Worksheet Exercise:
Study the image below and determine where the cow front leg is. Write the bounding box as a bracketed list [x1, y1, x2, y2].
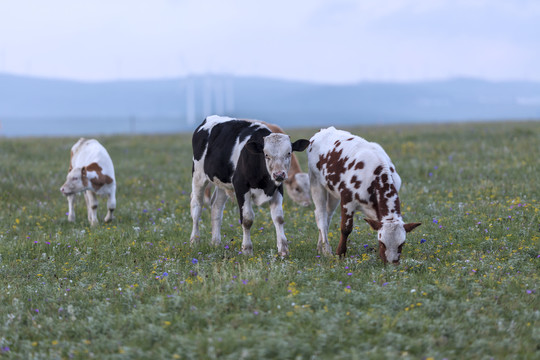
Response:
[104, 186, 116, 222]
[336, 203, 354, 257]
[311, 181, 332, 255]
[85, 190, 99, 226]
[239, 192, 254, 255]
[210, 187, 228, 246]
[190, 169, 208, 244]
[66, 194, 76, 222]
[270, 192, 288, 256]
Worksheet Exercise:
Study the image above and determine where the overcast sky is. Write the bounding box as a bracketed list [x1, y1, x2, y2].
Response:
[0, 0, 539, 84]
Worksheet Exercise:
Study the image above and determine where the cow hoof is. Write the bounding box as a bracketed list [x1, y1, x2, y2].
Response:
[67, 216, 75, 222]
[211, 239, 221, 246]
[104, 215, 113, 222]
[318, 243, 333, 256]
[242, 247, 253, 256]
[190, 236, 200, 245]
[278, 250, 289, 257]
[90, 220, 99, 227]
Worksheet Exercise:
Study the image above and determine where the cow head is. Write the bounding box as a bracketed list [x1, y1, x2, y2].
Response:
[284, 173, 311, 207]
[60, 167, 90, 196]
[246, 134, 310, 186]
[365, 219, 421, 264]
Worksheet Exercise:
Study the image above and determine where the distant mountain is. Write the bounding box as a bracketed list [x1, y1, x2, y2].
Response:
[1, 73, 539, 135]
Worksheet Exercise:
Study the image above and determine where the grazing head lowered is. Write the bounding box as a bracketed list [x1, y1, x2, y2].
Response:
[308, 126, 421, 263]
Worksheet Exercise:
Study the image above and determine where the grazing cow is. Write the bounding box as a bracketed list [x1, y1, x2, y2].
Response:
[191, 115, 310, 255]
[203, 120, 311, 207]
[307, 127, 421, 263]
[60, 138, 116, 226]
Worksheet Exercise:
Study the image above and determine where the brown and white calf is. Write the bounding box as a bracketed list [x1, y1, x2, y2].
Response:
[60, 138, 116, 226]
[191, 115, 309, 255]
[204, 120, 311, 207]
[307, 127, 421, 263]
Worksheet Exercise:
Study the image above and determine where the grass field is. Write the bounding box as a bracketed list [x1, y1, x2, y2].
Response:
[0, 121, 539, 359]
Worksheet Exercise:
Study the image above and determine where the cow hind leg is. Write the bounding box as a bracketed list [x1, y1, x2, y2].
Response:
[210, 187, 228, 246]
[85, 190, 99, 226]
[270, 192, 288, 256]
[311, 181, 333, 255]
[66, 194, 76, 222]
[336, 203, 354, 257]
[104, 186, 116, 222]
[190, 169, 208, 245]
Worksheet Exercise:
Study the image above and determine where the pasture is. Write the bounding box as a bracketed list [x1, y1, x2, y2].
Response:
[0, 121, 538, 359]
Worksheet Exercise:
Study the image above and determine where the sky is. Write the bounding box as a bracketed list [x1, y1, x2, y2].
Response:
[0, 0, 539, 84]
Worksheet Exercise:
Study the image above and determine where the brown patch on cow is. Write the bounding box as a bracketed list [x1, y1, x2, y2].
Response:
[337, 206, 353, 256]
[347, 159, 356, 170]
[276, 216, 285, 225]
[394, 198, 401, 215]
[378, 241, 388, 263]
[317, 149, 349, 188]
[81, 167, 88, 187]
[91, 205, 98, 210]
[354, 193, 368, 204]
[367, 168, 399, 220]
[354, 161, 364, 170]
[390, 167, 395, 173]
[339, 184, 353, 204]
[346, 137, 354, 141]
[86, 162, 114, 191]
[334, 140, 341, 147]
[351, 175, 362, 189]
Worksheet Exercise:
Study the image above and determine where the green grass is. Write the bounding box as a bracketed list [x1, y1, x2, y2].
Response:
[0, 121, 539, 359]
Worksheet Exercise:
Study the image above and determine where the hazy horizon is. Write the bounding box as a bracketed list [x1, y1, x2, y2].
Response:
[1, 0, 539, 84]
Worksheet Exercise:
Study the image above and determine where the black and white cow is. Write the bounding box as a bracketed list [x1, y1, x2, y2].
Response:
[190, 115, 310, 256]
[308, 127, 421, 263]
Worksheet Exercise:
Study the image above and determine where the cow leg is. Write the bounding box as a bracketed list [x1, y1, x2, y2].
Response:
[336, 201, 355, 257]
[238, 191, 254, 255]
[66, 194, 76, 222]
[270, 191, 288, 256]
[326, 192, 340, 229]
[311, 180, 332, 255]
[85, 190, 99, 226]
[190, 169, 208, 244]
[210, 187, 228, 246]
[104, 186, 116, 222]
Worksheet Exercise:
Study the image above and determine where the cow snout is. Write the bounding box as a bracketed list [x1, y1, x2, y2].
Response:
[273, 171, 287, 182]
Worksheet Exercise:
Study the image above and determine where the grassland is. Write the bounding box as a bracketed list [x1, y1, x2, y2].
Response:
[0, 120, 539, 359]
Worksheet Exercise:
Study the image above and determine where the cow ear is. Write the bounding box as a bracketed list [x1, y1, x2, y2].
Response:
[365, 218, 382, 231]
[292, 139, 310, 152]
[404, 222, 422, 233]
[245, 140, 264, 154]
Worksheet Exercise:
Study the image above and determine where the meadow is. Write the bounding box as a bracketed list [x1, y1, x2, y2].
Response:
[0, 120, 538, 359]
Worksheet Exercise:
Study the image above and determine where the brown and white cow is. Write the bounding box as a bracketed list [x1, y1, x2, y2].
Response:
[191, 115, 309, 256]
[60, 138, 116, 226]
[203, 120, 311, 207]
[307, 127, 421, 263]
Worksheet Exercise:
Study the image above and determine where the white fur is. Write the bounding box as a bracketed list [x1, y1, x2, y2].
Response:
[190, 116, 295, 256]
[60, 138, 116, 226]
[308, 127, 413, 262]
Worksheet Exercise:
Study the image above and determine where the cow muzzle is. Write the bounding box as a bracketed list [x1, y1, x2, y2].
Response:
[273, 171, 287, 182]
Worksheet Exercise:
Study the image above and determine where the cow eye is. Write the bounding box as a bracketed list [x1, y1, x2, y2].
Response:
[264, 153, 270, 159]
[73, 177, 78, 180]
